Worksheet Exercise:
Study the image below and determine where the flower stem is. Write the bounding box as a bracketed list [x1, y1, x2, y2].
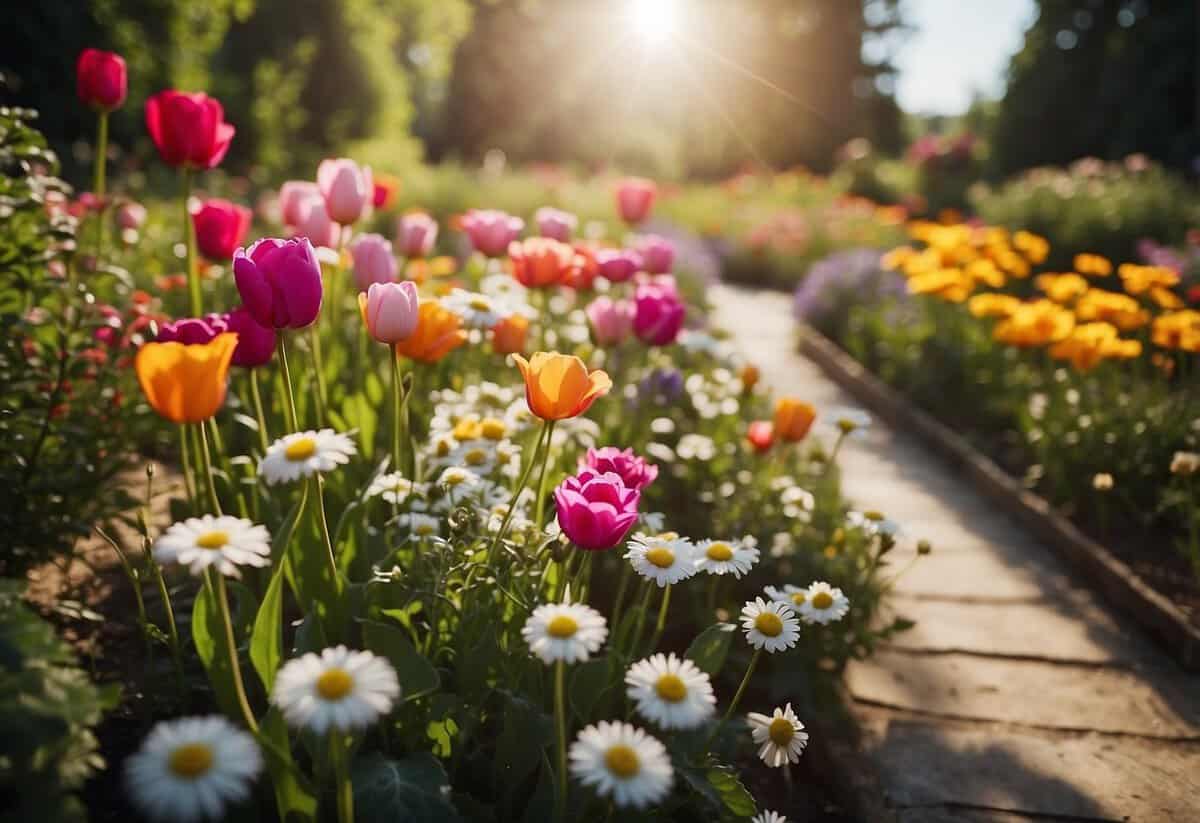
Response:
[533, 420, 558, 527]
[313, 475, 340, 585]
[646, 584, 672, 653]
[276, 335, 299, 432]
[211, 571, 259, 733]
[331, 731, 354, 823]
[248, 369, 270, 453]
[486, 420, 548, 565]
[150, 560, 185, 697]
[195, 422, 223, 516]
[707, 648, 761, 752]
[309, 324, 328, 427]
[553, 659, 568, 821]
[179, 424, 197, 505]
[182, 168, 200, 316]
[390, 347, 403, 474]
[609, 563, 632, 631]
[627, 581, 655, 657]
[93, 110, 108, 258]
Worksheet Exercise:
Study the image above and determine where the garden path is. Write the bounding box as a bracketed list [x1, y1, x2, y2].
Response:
[712, 285, 1200, 823]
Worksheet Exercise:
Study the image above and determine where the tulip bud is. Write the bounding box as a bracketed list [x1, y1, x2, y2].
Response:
[76, 49, 127, 111]
[359, 281, 420, 344]
[193, 198, 252, 261]
[491, 314, 529, 355]
[317, 158, 373, 225]
[535, 207, 577, 242]
[397, 212, 438, 259]
[462, 209, 524, 257]
[233, 237, 324, 329]
[595, 248, 642, 284]
[585, 297, 634, 346]
[616, 177, 657, 225]
[292, 193, 340, 249]
[636, 234, 675, 275]
[633, 284, 685, 346]
[278, 181, 320, 227]
[350, 233, 398, 291]
[145, 90, 235, 169]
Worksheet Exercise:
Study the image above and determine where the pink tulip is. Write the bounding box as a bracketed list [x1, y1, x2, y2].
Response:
[77, 49, 127, 111]
[350, 233, 398, 290]
[585, 297, 634, 346]
[359, 281, 420, 344]
[233, 237, 324, 329]
[636, 234, 675, 274]
[554, 469, 641, 551]
[156, 314, 229, 345]
[461, 209, 524, 257]
[633, 284, 686, 346]
[535, 207, 577, 242]
[279, 181, 320, 226]
[595, 248, 641, 283]
[397, 212, 438, 259]
[317, 158, 373, 225]
[145, 90, 234, 170]
[223, 306, 276, 368]
[193, 198, 252, 261]
[584, 446, 658, 491]
[116, 202, 147, 231]
[616, 177, 657, 225]
[292, 193, 340, 249]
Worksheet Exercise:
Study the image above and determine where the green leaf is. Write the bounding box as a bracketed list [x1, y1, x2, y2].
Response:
[495, 692, 553, 791]
[568, 658, 611, 724]
[706, 765, 757, 817]
[685, 622, 736, 676]
[351, 752, 461, 823]
[259, 708, 317, 822]
[191, 578, 239, 719]
[361, 620, 440, 701]
[250, 487, 308, 692]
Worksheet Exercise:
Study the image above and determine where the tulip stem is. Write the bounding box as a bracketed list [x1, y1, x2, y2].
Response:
[609, 563, 632, 635]
[646, 584, 671, 653]
[706, 648, 761, 753]
[195, 422, 223, 517]
[276, 336, 299, 432]
[553, 659, 568, 822]
[182, 168, 200, 316]
[627, 581, 655, 658]
[313, 476, 341, 586]
[533, 420, 557, 527]
[209, 570, 259, 733]
[309, 325, 328, 427]
[390, 347, 403, 474]
[179, 424, 197, 505]
[248, 369, 270, 453]
[486, 420, 549, 566]
[93, 110, 108, 259]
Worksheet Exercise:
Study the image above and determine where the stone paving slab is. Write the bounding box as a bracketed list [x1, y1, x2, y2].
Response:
[860, 711, 1200, 822]
[847, 649, 1200, 738]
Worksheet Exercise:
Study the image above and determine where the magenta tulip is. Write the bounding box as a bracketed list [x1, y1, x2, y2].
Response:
[585, 297, 634, 346]
[317, 158, 372, 225]
[636, 234, 675, 275]
[461, 209, 524, 257]
[193, 198, 252, 261]
[554, 469, 641, 551]
[145, 90, 234, 170]
[77, 49, 127, 111]
[535, 207, 577, 242]
[350, 233, 398, 290]
[595, 248, 642, 284]
[584, 446, 658, 492]
[616, 177, 657, 225]
[157, 314, 229, 345]
[397, 212, 438, 259]
[291, 193, 340, 249]
[633, 284, 685, 346]
[233, 237, 323, 329]
[360, 281, 420, 344]
[223, 306, 277, 368]
[279, 181, 320, 226]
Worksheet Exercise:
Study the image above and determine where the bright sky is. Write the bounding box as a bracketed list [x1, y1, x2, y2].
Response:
[891, 0, 1038, 115]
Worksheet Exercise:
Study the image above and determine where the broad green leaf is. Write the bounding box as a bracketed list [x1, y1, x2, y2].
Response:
[361, 619, 440, 700]
[259, 707, 317, 822]
[191, 578, 239, 718]
[351, 753, 461, 823]
[684, 622, 736, 676]
[706, 765, 757, 817]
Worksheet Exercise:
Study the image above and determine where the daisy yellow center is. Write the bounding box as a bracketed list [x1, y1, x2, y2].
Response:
[546, 615, 579, 638]
[469, 298, 492, 312]
[168, 743, 214, 779]
[285, 437, 317, 462]
[480, 419, 506, 440]
[415, 523, 435, 536]
[453, 420, 482, 440]
[464, 448, 489, 466]
[811, 592, 834, 610]
[604, 745, 641, 778]
[444, 471, 468, 486]
[436, 439, 453, 457]
[315, 668, 355, 701]
[706, 542, 733, 562]
[645, 547, 675, 568]
[754, 612, 784, 637]
[656, 531, 680, 541]
[195, 530, 229, 550]
[790, 592, 807, 607]
[655, 674, 687, 702]
[768, 717, 795, 746]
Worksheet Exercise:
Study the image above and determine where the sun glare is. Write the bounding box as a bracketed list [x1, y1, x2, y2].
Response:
[629, 0, 680, 44]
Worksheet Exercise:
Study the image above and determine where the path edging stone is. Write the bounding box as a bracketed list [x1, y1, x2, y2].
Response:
[798, 326, 1200, 671]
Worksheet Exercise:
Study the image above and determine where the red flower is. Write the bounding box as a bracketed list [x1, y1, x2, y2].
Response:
[76, 49, 127, 110]
[145, 91, 235, 169]
[747, 420, 775, 453]
[193, 199, 252, 261]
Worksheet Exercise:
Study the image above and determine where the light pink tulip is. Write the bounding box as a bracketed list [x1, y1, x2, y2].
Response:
[317, 158, 373, 225]
[350, 233, 398, 290]
[585, 296, 634, 346]
[461, 209, 524, 257]
[278, 181, 319, 226]
[535, 207, 577, 242]
[360, 281, 420, 344]
[397, 212, 438, 259]
[292, 193, 340, 249]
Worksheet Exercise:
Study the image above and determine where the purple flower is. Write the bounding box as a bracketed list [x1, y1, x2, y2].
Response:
[636, 368, 684, 407]
[633, 284, 686, 346]
[223, 306, 277, 368]
[554, 469, 640, 551]
[595, 248, 642, 283]
[157, 313, 229, 344]
[535, 206, 577, 242]
[233, 237, 324, 329]
[584, 446, 658, 491]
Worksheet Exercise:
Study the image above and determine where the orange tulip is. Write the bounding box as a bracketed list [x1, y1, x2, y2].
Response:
[492, 314, 529, 355]
[513, 351, 612, 420]
[394, 301, 467, 363]
[135, 332, 238, 423]
[773, 397, 816, 442]
[508, 237, 576, 288]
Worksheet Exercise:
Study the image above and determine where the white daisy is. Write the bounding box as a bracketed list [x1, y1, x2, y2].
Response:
[625, 653, 716, 730]
[437, 465, 482, 490]
[694, 537, 760, 579]
[440, 288, 512, 329]
[259, 429, 356, 485]
[568, 721, 673, 809]
[124, 715, 262, 822]
[445, 440, 501, 475]
[398, 512, 441, 538]
[271, 646, 401, 734]
[366, 472, 413, 504]
[625, 534, 697, 587]
[798, 581, 850, 625]
[739, 598, 801, 653]
[753, 811, 788, 823]
[152, 515, 271, 578]
[521, 601, 608, 664]
[825, 406, 872, 437]
[764, 584, 809, 612]
[747, 703, 808, 767]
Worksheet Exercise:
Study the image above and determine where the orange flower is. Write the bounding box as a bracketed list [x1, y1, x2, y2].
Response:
[491, 314, 529, 355]
[1118, 263, 1178, 295]
[773, 397, 816, 442]
[1152, 310, 1200, 352]
[394, 302, 467, 363]
[135, 332, 238, 423]
[1048, 322, 1140, 371]
[508, 237, 577, 288]
[993, 300, 1075, 347]
[1013, 230, 1050, 264]
[1074, 289, 1149, 331]
[512, 351, 612, 420]
[1034, 273, 1089, 303]
[1074, 253, 1112, 277]
[739, 364, 760, 394]
[968, 293, 1022, 319]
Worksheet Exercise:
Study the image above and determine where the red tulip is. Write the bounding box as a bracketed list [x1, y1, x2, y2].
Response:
[616, 177, 657, 225]
[747, 421, 774, 453]
[77, 49, 127, 110]
[145, 91, 235, 169]
[192, 199, 252, 261]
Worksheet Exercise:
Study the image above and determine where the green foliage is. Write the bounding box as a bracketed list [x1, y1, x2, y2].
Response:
[0, 581, 119, 823]
[351, 753, 461, 823]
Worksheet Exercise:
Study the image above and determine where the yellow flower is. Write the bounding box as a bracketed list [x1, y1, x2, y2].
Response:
[964, 259, 1005, 289]
[1149, 286, 1184, 310]
[1074, 289, 1150, 331]
[993, 300, 1075, 347]
[773, 398, 816, 442]
[880, 246, 915, 271]
[1151, 310, 1200, 352]
[908, 268, 972, 302]
[1034, 273, 1089, 303]
[968, 293, 1022, 319]
[135, 333, 238, 423]
[1074, 253, 1113, 277]
[1048, 322, 1139, 371]
[1013, 230, 1050, 264]
[1118, 263, 1179, 295]
[512, 351, 612, 420]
